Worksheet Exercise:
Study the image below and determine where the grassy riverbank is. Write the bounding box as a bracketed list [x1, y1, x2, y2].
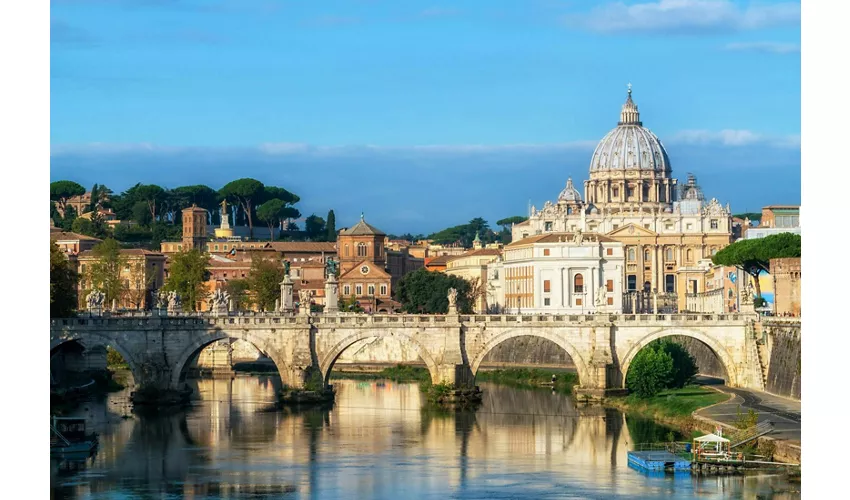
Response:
[331, 365, 432, 384]
[476, 368, 579, 395]
[604, 385, 729, 437]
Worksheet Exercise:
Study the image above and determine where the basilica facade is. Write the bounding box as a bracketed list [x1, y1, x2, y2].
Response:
[511, 87, 732, 306]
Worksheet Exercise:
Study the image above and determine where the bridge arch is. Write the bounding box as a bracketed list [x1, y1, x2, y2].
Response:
[51, 333, 141, 383]
[618, 328, 739, 388]
[319, 331, 440, 386]
[169, 330, 293, 388]
[469, 329, 590, 385]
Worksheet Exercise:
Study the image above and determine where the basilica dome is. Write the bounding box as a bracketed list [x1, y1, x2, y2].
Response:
[588, 87, 671, 174]
[558, 178, 582, 202]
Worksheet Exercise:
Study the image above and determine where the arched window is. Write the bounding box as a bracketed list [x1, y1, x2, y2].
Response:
[368, 284, 375, 295]
[665, 248, 673, 261]
[357, 242, 367, 257]
[644, 249, 651, 261]
[574, 274, 584, 293]
[628, 248, 636, 262]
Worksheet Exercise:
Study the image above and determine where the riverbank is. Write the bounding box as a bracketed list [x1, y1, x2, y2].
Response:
[604, 385, 730, 438]
[476, 368, 579, 395]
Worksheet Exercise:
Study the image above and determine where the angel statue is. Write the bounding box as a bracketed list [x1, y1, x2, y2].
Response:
[155, 290, 169, 309]
[167, 291, 182, 308]
[447, 288, 458, 308]
[595, 285, 607, 308]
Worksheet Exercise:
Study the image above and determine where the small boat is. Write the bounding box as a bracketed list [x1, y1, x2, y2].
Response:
[51, 417, 98, 457]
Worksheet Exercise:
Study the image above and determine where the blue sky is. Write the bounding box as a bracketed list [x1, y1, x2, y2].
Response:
[50, 0, 800, 234]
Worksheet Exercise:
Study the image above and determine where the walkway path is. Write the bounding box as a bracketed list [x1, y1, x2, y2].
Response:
[695, 377, 801, 443]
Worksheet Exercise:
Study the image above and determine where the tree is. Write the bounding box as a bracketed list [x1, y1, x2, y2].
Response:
[124, 260, 156, 310]
[263, 186, 300, 205]
[339, 296, 364, 313]
[246, 257, 284, 311]
[305, 214, 326, 241]
[163, 249, 210, 311]
[134, 184, 165, 222]
[50, 180, 86, 216]
[172, 185, 219, 212]
[224, 279, 251, 310]
[71, 213, 108, 239]
[256, 199, 286, 241]
[712, 233, 801, 297]
[626, 343, 674, 398]
[326, 210, 337, 242]
[496, 216, 528, 229]
[50, 241, 78, 317]
[656, 340, 698, 389]
[394, 268, 474, 314]
[85, 238, 127, 306]
[87, 183, 100, 214]
[131, 201, 152, 226]
[220, 178, 265, 238]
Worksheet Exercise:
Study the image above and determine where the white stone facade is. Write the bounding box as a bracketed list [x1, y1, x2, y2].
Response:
[488, 233, 624, 314]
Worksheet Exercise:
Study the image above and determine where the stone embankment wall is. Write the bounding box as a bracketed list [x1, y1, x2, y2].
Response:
[764, 322, 801, 400]
[665, 335, 728, 380]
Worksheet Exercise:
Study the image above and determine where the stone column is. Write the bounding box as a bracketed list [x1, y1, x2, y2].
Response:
[280, 274, 294, 313]
[324, 275, 340, 314]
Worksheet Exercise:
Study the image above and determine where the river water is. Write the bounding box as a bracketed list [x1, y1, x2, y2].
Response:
[51, 374, 800, 499]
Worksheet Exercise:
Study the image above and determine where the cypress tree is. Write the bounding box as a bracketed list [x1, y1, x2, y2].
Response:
[326, 210, 336, 242]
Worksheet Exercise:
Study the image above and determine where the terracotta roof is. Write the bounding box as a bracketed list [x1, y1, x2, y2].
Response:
[425, 255, 454, 266]
[51, 231, 103, 242]
[339, 217, 385, 236]
[451, 249, 502, 260]
[267, 241, 337, 253]
[507, 232, 615, 247]
[78, 248, 165, 258]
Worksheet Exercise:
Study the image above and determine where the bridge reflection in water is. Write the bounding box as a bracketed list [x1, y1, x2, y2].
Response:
[51, 375, 798, 499]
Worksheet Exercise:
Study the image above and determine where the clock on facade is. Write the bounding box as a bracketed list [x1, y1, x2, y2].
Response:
[360, 265, 370, 275]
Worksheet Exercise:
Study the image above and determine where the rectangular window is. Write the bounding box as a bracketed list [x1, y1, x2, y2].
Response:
[606, 248, 613, 256]
[543, 248, 550, 256]
[606, 280, 613, 292]
[215, 245, 219, 251]
[710, 220, 719, 229]
[644, 224, 650, 229]
[356, 285, 363, 295]
[543, 280, 551, 293]
[544, 298, 550, 306]
[224, 245, 228, 250]
[576, 298, 582, 306]
[380, 285, 387, 295]
[368, 285, 375, 295]
[686, 223, 693, 231]
[665, 275, 676, 293]
[613, 188, 619, 198]
[665, 223, 673, 231]
[613, 224, 619, 230]
[627, 275, 637, 291]
[607, 297, 614, 305]
[344, 285, 350, 295]
[545, 222, 553, 231]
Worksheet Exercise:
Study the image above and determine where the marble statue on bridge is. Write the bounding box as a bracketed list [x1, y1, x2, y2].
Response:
[86, 289, 105, 314]
[155, 290, 169, 310]
[167, 291, 182, 314]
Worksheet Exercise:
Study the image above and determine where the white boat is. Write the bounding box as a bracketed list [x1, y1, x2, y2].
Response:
[51, 417, 98, 457]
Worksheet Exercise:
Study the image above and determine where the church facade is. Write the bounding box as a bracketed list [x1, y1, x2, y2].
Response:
[511, 87, 733, 307]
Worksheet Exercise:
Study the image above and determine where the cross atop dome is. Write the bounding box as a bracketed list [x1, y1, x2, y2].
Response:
[619, 83, 641, 126]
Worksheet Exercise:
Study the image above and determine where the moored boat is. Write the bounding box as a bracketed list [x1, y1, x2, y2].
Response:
[51, 417, 98, 457]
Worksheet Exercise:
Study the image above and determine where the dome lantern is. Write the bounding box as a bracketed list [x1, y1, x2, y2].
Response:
[619, 83, 642, 126]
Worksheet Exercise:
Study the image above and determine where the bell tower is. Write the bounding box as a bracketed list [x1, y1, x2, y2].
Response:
[182, 204, 208, 251]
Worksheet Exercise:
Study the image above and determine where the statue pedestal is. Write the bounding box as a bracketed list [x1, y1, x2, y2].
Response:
[88, 307, 103, 317]
[167, 304, 182, 315]
[211, 304, 228, 317]
[280, 275, 294, 313]
[324, 276, 339, 314]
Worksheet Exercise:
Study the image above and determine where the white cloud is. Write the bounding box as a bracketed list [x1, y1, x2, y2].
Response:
[669, 129, 799, 148]
[724, 41, 800, 54]
[572, 0, 800, 34]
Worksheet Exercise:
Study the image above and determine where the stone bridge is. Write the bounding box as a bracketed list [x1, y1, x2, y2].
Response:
[50, 312, 766, 399]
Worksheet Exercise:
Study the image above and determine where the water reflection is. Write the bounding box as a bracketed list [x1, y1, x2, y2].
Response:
[51, 376, 800, 499]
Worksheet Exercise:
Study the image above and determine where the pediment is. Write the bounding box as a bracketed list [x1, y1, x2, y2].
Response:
[339, 260, 391, 280]
[606, 223, 657, 237]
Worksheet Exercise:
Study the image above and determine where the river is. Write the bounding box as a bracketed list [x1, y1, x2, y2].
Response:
[51, 374, 800, 499]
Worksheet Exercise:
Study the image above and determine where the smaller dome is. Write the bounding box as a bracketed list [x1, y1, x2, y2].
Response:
[558, 178, 582, 203]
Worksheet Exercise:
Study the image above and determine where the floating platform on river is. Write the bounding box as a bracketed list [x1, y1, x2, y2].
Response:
[628, 450, 691, 471]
